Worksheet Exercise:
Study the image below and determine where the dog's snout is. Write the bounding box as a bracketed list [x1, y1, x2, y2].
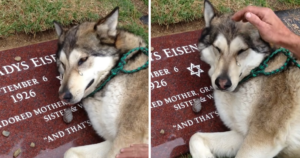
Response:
[215, 76, 232, 90]
[64, 92, 73, 100]
[59, 91, 73, 102]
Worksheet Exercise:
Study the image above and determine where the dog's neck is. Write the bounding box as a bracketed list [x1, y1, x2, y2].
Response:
[114, 30, 148, 71]
[115, 31, 146, 58]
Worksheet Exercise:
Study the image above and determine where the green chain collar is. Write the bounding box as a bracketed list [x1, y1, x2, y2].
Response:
[239, 48, 300, 84]
[86, 47, 148, 98]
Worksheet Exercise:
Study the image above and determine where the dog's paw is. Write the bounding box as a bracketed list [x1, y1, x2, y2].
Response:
[189, 133, 215, 158]
[64, 148, 81, 158]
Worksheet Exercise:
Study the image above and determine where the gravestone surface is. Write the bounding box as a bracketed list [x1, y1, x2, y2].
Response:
[0, 41, 103, 158]
[276, 9, 300, 36]
[151, 30, 228, 158]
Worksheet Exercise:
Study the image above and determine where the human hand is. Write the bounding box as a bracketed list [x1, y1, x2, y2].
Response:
[232, 6, 300, 58]
[232, 6, 293, 46]
[116, 144, 148, 158]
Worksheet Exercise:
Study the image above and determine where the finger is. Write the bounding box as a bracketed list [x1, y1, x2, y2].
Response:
[244, 12, 267, 29]
[121, 147, 136, 152]
[232, 6, 267, 21]
[116, 152, 135, 158]
[121, 147, 148, 153]
[116, 151, 148, 158]
[130, 144, 148, 147]
[116, 152, 136, 158]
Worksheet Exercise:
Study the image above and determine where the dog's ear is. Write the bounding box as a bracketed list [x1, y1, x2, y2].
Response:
[204, 0, 215, 27]
[94, 7, 119, 37]
[53, 21, 64, 36]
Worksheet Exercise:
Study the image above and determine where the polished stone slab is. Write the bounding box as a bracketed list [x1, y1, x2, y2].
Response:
[151, 30, 228, 158]
[0, 41, 103, 158]
[275, 9, 300, 36]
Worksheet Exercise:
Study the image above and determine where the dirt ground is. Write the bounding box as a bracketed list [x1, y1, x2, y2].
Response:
[0, 30, 57, 51]
[151, 19, 205, 38]
[132, 0, 149, 15]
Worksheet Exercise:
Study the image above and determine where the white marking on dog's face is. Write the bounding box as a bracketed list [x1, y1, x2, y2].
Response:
[238, 49, 266, 79]
[58, 49, 115, 104]
[200, 33, 266, 91]
[58, 50, 67, 73]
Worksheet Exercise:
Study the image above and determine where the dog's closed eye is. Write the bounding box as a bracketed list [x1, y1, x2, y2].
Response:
[214, 46, 221, 53]
[78, 57, 89, 66]
[61, 62, 66, 70]
[237, 48, 249, 55]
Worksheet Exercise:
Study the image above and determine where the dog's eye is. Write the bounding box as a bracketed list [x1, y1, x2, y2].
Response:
[237, 49, 247, 55]
[78, 57, 88, 66]
[214, 46, 221, 53]
[61, 62, 66, 70]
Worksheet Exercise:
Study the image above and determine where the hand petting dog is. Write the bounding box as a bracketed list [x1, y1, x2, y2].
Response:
[232, 6, 300, 58]
[116, 144, 148, 158]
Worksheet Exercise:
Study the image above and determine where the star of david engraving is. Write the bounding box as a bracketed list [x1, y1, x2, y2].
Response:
[187, 63, 204, 77]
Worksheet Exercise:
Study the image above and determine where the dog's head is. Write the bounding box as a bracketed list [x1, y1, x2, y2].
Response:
[199, 0, 272, 92]
[54, 7, 143, 104]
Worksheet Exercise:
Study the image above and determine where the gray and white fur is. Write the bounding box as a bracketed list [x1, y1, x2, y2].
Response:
[189, 1, 300, 158]
[54, 7, 148, 158]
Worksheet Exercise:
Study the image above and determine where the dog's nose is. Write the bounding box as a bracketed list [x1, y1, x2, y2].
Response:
[60, 91, 73, 102]
[215, 76, 232, 90]
[64, 92, 73, 100]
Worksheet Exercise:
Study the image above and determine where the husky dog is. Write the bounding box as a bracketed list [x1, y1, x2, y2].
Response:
[53, 7, 148, 158]
[189, 1, 300, 158]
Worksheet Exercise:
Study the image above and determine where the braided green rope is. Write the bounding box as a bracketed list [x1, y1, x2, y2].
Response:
[239, 48, 300, 84]
[86, 47, 148, 97]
